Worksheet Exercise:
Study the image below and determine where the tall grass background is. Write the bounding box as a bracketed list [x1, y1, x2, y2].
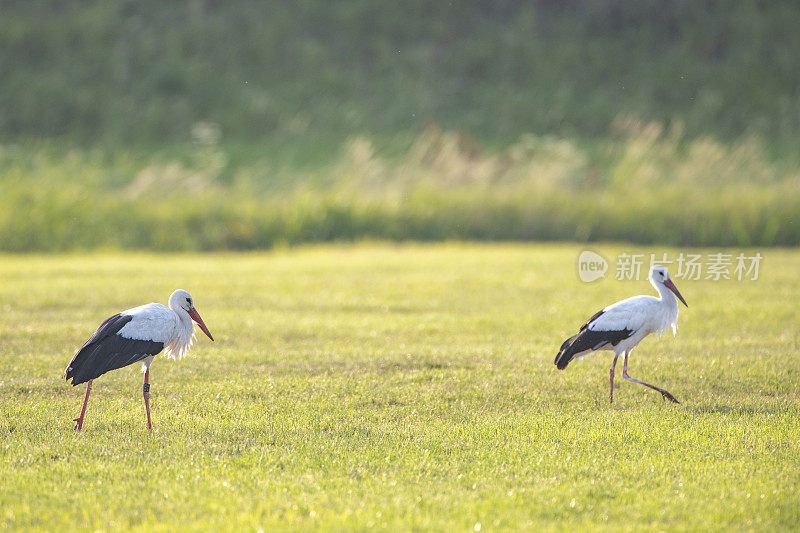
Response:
[1, 119, 798, 251]
[1, 1, 799, 251]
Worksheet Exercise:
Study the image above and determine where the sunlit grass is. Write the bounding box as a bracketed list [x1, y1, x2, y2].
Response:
[1, 243, 798, 531]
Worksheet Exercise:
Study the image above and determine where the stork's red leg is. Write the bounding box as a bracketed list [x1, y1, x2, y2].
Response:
[73, 379, 92, 431]
[143, 369, 152, 431]
[609, 353, 621, 404]
[622, 351, 680, 404]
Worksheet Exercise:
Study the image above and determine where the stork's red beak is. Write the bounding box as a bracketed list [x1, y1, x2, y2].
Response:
[188, 308, 214, 341]
[664, 279, 688, 307]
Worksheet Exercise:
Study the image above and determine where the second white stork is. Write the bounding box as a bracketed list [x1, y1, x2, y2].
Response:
[64, 289, 214, 430]
[555, 265, 688, 404]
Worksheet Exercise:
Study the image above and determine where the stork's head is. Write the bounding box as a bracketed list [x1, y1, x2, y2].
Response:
[649, 265, 688, 307]
[169, 289, 215, 341]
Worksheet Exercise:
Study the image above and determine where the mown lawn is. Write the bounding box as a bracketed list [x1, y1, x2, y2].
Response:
[1, 244, 798, 531]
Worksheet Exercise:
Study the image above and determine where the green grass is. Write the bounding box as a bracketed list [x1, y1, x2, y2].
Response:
[1, 243, 798, 531]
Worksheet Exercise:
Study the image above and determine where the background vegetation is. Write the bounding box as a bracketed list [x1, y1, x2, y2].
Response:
[2, 124, 799, 251]
[3, 1, 800, 146]
[1, 1, 799, 249]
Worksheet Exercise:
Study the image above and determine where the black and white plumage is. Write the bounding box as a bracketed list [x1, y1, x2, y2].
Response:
[65, 313, 164, 385]
[64, 289, 214, 430]
[555, 265, 688, 403]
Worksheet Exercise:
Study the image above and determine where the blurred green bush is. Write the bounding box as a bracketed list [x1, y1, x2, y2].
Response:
[2, 2, 798, 250]
[0, 1, 798, 148]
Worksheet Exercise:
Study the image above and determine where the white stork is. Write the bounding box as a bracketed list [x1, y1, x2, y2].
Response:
[555, 265, 688, 404]
[64, 289, 214, 430]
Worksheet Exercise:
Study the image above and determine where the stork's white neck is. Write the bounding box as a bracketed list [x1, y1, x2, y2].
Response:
[650, 278, 680, 336]
[164, 305, 195, 360]
[652, 279, 679, 308]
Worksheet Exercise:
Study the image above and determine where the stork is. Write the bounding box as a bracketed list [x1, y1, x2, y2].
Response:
[555, 265, 688, 404]
[64, 289, 214, 430]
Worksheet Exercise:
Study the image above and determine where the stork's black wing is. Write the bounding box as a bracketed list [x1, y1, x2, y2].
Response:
[64, 314, 164, 385]
[554, 309, 633, 370]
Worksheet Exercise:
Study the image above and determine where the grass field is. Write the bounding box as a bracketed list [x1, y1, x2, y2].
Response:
[1, 243, 798, 531]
